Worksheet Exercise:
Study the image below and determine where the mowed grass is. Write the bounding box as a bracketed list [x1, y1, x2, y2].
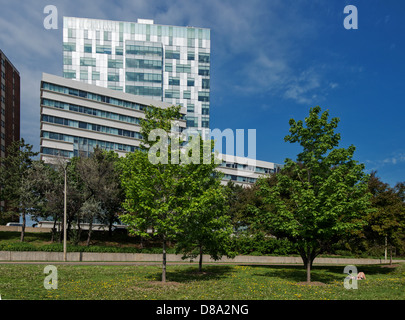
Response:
[0, 263, 404, 300]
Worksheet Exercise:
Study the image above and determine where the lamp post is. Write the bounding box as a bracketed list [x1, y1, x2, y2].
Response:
[63, 161, 71, 262]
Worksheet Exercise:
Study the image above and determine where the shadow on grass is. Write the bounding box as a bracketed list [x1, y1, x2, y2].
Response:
[247, 264, 398, 284]
[145, 265, 235, 283]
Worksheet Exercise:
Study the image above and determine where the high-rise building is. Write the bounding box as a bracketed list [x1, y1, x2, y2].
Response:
[40, 73, 186, 163]
[0, 49, 20, 213]
[0, 49, 20, 158]
[62, 17, 210, 138]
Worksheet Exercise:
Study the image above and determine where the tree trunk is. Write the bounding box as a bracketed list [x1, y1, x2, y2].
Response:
[306, 259, 311, 283]
[199, 245, 203, 273]
[390, 245, 393, 265]
[108, 220, 113, 237]
[300, 248, 314, 283]
[162, 237, 167, 282]
[86, 221, 93, 247]
[51, 218, 58, 242]
[20, 212, 26, 242]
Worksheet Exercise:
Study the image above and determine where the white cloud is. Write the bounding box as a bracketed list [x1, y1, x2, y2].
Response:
[366, 152, 405, 172]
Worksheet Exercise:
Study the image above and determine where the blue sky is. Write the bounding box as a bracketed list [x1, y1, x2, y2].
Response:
[0, 0, 404, 186]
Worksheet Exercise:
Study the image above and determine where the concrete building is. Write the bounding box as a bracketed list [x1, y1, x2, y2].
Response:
[62, 17, 210, 138]
[1, 49, 20, 212]
[40, 73, 186, 162]
[217, 153, 283, 187]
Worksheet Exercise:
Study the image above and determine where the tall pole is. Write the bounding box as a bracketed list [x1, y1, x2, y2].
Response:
[63, 164, 67, 262]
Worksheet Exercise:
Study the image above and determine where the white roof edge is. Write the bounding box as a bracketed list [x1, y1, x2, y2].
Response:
[217, 153, 282, 168]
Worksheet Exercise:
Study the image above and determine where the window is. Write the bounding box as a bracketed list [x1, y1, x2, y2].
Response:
[126, 85, 162, 97]
[187, 105, 194, 113]
[126, 45, 162, 56]
[165, 89, 180, 99]
[63, 56, 72, 65]
[165, 63, 173, 72]
[169, 77, 180, 86]
[80, 71, 88, 80]
[187, 79, 195, 87]
[176, 64, 191, 74]
[68, 28, 76, 39]
[198, 66, 210, 76]
[92, 72, 100, 80]
[183, 91, 191, 99]
[202, 105, 209, 115]
[108, 74, 119, 82]
[115, 47, 123, 55]
[96, 45, 112, 54]
[80, 57, 96, 67]
[84, 44, 92, 53]
[126, 72, 162, 83]
[198, 91, 210, 102]
[126, 58, 162, 70]
[108, 59, 123, 68]
[63, 71, 76, 79]
[198, 53, 210, 63]
[63, 42, 76, 52]
[202, 79, 210, 89]
[187, 52, 195, 61]
[104, 31, 111, 41]
[186, 116, 198, 128]
[165, 50, 180, 60]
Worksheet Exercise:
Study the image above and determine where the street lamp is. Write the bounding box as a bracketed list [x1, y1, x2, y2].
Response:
[63, 160, 71, 262]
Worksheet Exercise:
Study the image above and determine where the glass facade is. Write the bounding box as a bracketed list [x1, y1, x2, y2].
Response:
[63, 17, 211, 137]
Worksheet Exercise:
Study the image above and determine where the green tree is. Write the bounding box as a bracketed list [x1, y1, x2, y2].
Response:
[257, 106, 372, 282]
[75, 147, 123, 242]
[0, 139, 38, 241]
[119, 105, 185, 282]
[175, 138, 235, 272]
[366, 172, 405, 263]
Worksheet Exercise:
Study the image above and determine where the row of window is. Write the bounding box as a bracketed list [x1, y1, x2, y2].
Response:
[168, 77, 209, 89]
[41, 98, 141, 125]
[126, 72, 162, 83]
[222, 174, 257, 184]
[165, 50, 211, 62]
[64, 55, 209, 77]
[41, 114, 143, 140]
[126, 58, 162, 70]
[66, 21, 210, 40]
[42, 131, 138, 153]
[219, 162, 279, 174]
[41, 147, 73, 158]
[63, 40, 210, 64]
[42, 82, 147, 111]
[125, 85, 162, 97]
[126, 45, 163, 57]
[164, 90, 210, 102]
[185, 116, 209, 128]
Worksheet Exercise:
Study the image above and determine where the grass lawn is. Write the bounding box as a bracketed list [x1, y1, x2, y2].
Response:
[0, 263, 404, 300]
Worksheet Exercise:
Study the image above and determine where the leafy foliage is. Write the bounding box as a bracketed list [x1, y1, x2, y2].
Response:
[257, 106, 373, 282]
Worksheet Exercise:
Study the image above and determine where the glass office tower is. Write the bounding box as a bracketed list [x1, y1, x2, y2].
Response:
[63, 17, 210, 138]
